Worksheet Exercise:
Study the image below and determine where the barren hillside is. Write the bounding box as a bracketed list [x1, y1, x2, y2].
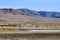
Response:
[0, 8, 60, 22]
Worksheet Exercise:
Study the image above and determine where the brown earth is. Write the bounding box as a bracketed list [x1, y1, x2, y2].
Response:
[0, 34, 60, 40]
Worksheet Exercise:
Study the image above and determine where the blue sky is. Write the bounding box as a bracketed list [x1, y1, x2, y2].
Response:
[0, 0, 60, 11]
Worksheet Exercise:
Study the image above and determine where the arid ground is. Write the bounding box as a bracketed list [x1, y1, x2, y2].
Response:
[0, 34, 60, 40]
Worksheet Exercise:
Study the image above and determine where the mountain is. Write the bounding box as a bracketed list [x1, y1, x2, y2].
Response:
[0, 8, 60, 22]
[18, 9, 40, 16]
[18, 9, 60, 18]
[38, 11, 60, 18]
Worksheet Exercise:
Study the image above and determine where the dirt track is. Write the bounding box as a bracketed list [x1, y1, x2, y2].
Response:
[0, 34, 60, 40]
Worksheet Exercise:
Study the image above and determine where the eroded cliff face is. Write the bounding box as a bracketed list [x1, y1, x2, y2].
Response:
[0, 34, 60, 40]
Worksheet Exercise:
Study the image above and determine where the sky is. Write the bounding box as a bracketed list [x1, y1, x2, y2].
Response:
[0, 0, 60, 11]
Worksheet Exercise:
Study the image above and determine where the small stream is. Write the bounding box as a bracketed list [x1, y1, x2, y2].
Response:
[17, 30, 60, 33]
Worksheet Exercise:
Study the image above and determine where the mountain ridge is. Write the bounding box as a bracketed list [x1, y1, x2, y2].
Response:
[0, 8, 60, 22]
[18, 8, 60, 18]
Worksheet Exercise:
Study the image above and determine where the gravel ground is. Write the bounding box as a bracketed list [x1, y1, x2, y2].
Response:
[0, 34, 60, 40]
